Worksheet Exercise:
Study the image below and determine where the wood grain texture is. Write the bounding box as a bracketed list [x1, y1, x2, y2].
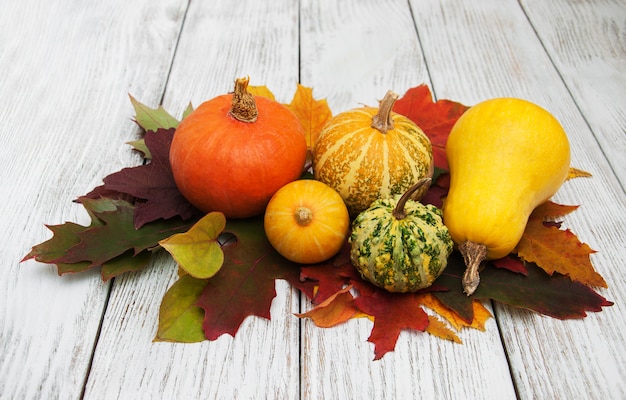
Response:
[0, 0, 187, 399]
[81, 1, 303, 398]
[2, 0, 624, 399]
[521, 0, 626, 190]
[411, 0, 626, 398]
[300, 1, 515, 399]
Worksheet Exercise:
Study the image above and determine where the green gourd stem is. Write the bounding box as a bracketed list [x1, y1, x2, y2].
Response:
[229, 76, 258, 123]
[459, 241, 488, 296]
[294, 206, 313, 226]
[392, 178, 432, 220]
[371, 90, 399, 134]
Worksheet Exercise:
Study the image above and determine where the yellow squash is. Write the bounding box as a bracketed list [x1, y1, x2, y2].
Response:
[264, 179, 350, 264]
[443, 98, 570, 295]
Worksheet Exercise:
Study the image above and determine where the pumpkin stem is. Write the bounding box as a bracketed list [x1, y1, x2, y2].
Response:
[459, 241, 488, 296]
[392, 178, 432, 220]
[229, 76, 258, 123]
[294, 206, 314, 226]
[371, 90, 399, 134]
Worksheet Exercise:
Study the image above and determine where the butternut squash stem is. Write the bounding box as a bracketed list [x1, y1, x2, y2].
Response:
[459, 241, 488, 296]
[229, 76, 258, 123]
[371, 90, 399, 134]
[392, 178, 432, 220]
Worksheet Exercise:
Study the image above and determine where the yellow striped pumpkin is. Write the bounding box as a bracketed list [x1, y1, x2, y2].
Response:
[313, 91, 433, 217]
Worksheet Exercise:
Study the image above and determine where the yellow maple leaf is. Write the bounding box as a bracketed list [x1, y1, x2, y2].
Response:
[248, 85, 276, 101]
[418, 293, 491, 331]
[286, 84, 332, 150]
[426, 315, 462, 343]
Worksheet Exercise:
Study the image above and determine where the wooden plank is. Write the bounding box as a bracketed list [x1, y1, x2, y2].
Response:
[0, 0, 188, 399]
[81, 1, 303, 398]
[410, 0, 626, 398]
[521, 0, 626, 189]
[299, 1, 516, 399]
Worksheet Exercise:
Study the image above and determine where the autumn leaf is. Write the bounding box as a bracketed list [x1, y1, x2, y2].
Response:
[85, 128, 201, 228]
[419, 293, 491, 331]
[286, 84, 332, 151]
[515, 201, 607, 288]
[435, 252, 612, 319]
[352, 280, 429, 360]
[160, 212, 226, 279]
[155, 274, 207, 343]
[567, 167, 592, 180]
[489, 255, 528, 275]
[100, 250, 152, 281]
[22, 197, 192, 279]
[126, 138, 152, 159]
[425, 315, 462, 343]
[130, 94, 180, 132]
[393, 85, 469, 170]
[248, 85, 276, 100]
[297, 285, 360, 328]
[196, 218, 301, 340]
[53, 197, 191, 268]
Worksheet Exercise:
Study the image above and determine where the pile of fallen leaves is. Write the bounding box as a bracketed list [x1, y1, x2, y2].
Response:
[22, 84, 612, 360]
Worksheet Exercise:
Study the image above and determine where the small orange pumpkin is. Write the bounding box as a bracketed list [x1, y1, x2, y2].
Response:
[264, 180, 350, 264]
[170, 77, 307, 219]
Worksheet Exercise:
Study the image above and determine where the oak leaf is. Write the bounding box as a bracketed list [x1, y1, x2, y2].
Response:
[22, 197, 192, 279]
[515, 201, 607, 288]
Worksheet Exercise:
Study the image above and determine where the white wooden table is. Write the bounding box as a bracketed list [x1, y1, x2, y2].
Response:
[2, 0, 625, 399]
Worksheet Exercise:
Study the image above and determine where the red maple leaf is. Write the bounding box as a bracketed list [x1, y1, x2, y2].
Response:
[84, 128, 200, 228]
[352, 281, 429, 360]
[196, 218, 301, 340]
[393, 85, 469, 171]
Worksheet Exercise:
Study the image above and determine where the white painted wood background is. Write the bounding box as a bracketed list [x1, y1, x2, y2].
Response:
[1, 0, 624, 399]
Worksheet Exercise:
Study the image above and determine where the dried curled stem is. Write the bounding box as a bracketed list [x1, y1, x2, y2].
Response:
[371, 90, 399, 134]
[392, 178, 432, 220]
[229, 76, 258, 122]
[459, 241, 488, 296]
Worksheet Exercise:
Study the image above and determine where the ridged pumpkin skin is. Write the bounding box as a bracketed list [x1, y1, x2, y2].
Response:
[350, 191, 453, 292]
[444, 98, 570, 259]
[170, 80, 307, 219]
[313, 92, 433, 217]
[264, 180, 350, 264]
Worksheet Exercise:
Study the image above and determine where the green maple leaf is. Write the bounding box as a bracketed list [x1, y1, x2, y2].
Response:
[159, 212, 226, 279]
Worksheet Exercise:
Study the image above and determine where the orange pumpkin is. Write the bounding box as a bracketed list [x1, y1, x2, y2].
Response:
[313, 90, 433, 217]
[264, 180, 350, 264]
[170, 77, 307, 219]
